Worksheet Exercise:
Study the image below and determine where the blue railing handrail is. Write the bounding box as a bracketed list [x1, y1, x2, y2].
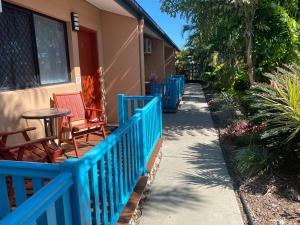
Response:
[0, 161, 59, 178]
[121, 96, 153, 100]
[150, 75, 184, 111]
[79, 113, 142, 165]
[0, 173, 73, 225]
[0, 94, 162, 225]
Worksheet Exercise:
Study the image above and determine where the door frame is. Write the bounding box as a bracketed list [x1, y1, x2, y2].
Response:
[78, 26, 100, 72]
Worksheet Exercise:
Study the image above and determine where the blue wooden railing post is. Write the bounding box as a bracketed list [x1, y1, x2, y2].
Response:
[135, 108, 147, 175]
[118, 94, 125, 126]
[60, 159, 92, 225]
[154, 95, 163, 137]
[159, 96, 163, 137]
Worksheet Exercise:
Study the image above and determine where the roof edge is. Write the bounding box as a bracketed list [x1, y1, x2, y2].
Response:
[118, 0, 180, 51]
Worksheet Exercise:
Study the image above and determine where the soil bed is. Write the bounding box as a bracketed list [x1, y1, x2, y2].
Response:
[202, 84, 300, 225]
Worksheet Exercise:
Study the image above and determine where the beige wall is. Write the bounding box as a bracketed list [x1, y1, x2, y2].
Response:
[144, 37, 165, 82]
[101, 11, 142, 123]
[165, 46, 176, 76]
[1, 0, 142, 143]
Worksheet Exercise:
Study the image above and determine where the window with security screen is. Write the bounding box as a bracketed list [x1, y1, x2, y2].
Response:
[0, 3, 70, 91]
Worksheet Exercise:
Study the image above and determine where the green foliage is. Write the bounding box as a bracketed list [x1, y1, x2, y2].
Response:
[209, 90, 241, 126]
[233, 70, 250, 91]
[254, 2, 300, 79]
[160, 0, 300, 88]
[249, 64, 300, 172]
[251, 65, 300, 144]
[176, 48, 190, 74]
[235, 144, 272, 176]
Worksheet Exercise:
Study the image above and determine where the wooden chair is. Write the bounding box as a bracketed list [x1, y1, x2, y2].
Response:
[0, 127, 62, 163]
[53, 92, 107, 157]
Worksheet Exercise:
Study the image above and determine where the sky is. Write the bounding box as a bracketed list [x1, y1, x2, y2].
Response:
[137, 0, 187, 49]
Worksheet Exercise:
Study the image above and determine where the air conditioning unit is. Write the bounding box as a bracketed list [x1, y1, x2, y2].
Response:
[144, 38, 152, 54]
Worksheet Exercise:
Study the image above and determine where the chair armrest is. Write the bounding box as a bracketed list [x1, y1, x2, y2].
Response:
[85, 108, 104, 113]
[0, 136, 57, 151]
[0, 127, 36, 137]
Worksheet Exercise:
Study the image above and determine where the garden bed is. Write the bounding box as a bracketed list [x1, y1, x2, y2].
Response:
[203, 84, 300, 225]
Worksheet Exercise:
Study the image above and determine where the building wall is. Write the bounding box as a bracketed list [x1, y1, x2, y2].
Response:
[0, 0, 141, 143]
[101, 11, 142, 123]
[144, 37, 165, 82]
[164, 46, 176, 76]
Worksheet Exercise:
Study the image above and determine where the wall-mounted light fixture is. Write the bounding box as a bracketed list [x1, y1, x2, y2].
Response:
[71, 12, 79, 32]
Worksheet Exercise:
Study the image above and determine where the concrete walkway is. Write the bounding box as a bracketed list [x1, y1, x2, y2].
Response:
[140, 84, 244, 225]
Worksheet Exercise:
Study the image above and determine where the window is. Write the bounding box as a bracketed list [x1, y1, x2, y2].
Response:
[144, 38, 152, 54]
[34, 15, 69, 85]
[0, 3, 70, 91]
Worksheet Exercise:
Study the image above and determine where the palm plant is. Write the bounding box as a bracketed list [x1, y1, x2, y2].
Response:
[249, 64, 300, 170]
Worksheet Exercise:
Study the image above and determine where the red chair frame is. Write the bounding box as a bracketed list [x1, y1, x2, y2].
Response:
[0, 127, 62, 163]
[53, 92, 107, 157]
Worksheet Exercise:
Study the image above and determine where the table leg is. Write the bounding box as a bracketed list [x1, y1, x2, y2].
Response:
[49, 118, 54, 136]
[49, 118, 59, 147]
[43, 118, 49, 137]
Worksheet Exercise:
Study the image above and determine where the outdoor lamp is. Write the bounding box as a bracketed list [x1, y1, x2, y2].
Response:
[71, 12, 79, 31]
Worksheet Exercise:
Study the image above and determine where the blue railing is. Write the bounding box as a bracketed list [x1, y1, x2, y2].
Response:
[0, 95, 162, 225]
[0, 170, 73, 225]
[168, 75, 185, 96]
[118, 94, 163, 169]
[150, 75, 185, 111]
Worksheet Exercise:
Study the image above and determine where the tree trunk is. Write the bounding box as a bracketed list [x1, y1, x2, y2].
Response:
[245, 28, 255, 85]
[244, 3, 257, 85]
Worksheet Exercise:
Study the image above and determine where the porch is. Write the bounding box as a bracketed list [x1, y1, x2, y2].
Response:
[0, 94, 163, 225]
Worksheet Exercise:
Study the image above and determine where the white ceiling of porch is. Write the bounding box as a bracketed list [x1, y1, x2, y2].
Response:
[86, 0, 134, 18]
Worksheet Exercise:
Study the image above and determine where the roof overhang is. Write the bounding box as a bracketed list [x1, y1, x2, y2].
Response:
[86, 0, 135, 18]
[85, 0, 180, 51]
[144, 25, 162, 40]
[119, 0, 180, 51]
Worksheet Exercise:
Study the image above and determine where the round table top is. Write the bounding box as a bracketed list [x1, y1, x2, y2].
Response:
[21, 108, 71, 120]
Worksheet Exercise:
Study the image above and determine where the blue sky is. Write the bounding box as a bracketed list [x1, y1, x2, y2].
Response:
[137, 0, 187, 49]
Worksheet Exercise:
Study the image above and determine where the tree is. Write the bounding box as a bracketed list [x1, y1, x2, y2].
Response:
[160, 0, 300, 88]
[242, 0, 258, 84]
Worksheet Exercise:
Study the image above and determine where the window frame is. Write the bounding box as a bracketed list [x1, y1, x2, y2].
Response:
[0, 1, 71, 92]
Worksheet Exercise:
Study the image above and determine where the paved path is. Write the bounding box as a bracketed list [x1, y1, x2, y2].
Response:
[140, 84, 244, 225]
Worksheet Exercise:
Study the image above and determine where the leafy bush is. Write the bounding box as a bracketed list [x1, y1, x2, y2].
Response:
[233, 70, 250, 91]
[249, 64, 300, 172]
[235, 144, 272, 177]
[223, 120, 260, 138]
[208, 91, 236, 112]
[209, 91, 241, 126]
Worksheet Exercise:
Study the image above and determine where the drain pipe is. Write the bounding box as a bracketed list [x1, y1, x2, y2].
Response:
[138, 18, 146, 95]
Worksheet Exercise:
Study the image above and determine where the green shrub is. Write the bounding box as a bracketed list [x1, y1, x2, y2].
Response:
[235, 144, 272, 176]
[210, 91, 241, 126]
[233, 70, 250, 91]
[249, 64, 300, 172]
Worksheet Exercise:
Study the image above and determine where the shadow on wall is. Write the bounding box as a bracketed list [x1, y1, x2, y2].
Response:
[104, 27, 139, 75]
[0, 88, 50, 143]
[0, 83, 80, 143]
[103, 26, 141, 123]
[164, 53, 174, 67]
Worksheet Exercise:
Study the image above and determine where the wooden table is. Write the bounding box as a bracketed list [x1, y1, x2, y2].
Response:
[21, 108, 70, 137]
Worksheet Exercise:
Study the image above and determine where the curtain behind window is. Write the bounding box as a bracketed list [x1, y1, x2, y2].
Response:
[0, 5, 39, 90]
[34, 15, 69, 85]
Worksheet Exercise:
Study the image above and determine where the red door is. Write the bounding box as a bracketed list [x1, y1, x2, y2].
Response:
[78, 27, 101, 109]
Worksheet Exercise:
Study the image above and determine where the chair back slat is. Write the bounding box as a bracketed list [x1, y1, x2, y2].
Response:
[53, 92, 86, 122]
